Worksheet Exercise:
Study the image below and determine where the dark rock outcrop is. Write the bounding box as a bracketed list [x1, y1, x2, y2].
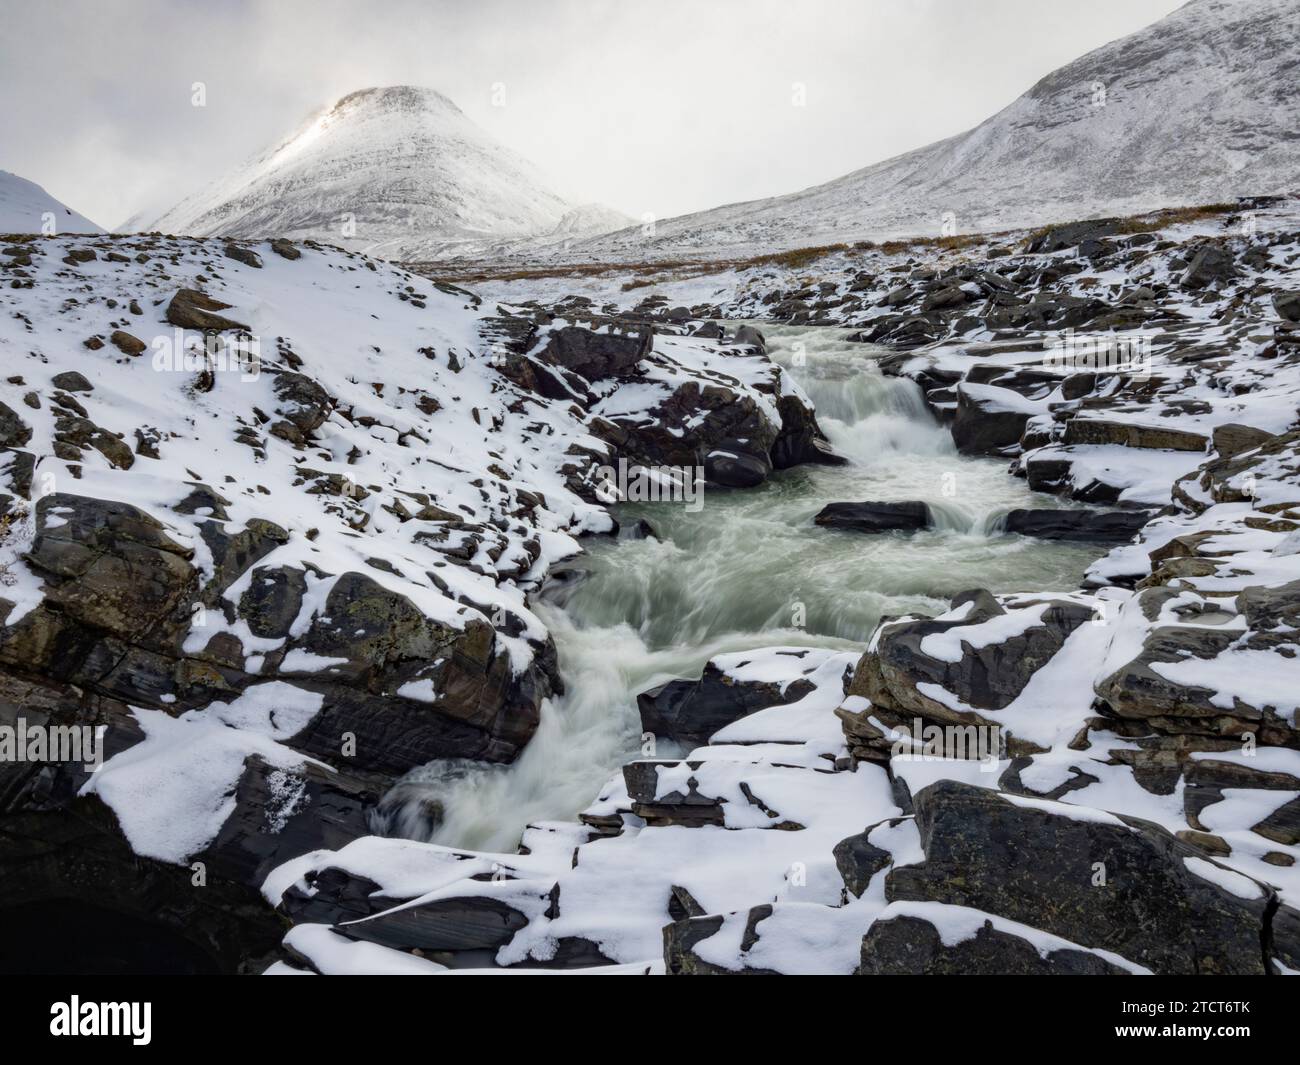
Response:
[859, 912, 1134, 975]
[1003, 508, 1151, 543]
[883, 780, 1273, 975]
[814, 500, 930, 533]
[638, 651, 818, 748]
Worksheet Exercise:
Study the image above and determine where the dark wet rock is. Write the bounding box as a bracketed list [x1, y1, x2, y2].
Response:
[771, 393, 843, 469]
[1275, 291, 1300, 323]
[858, 911, 1134, 975]
[884, 780, 1271, 975]
[1003, 508, 1151, 543]
[613, 517, 658, 541]
[733, 324, 766, 354]
[703, 441, 771, 488]
[165, 288, 249, 332]
[638, 651, 818, 748]
[814, 500, 930, 533]
[951, 386, 1031, 455]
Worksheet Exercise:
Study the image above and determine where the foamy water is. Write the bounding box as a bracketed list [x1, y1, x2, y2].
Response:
[375, 324, 1099, 852]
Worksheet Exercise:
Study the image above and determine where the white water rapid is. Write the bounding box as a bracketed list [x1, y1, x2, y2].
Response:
[376, 324, 1101, 851]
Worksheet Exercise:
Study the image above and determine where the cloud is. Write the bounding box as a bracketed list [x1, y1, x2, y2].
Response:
[0, 0, 1186, 230]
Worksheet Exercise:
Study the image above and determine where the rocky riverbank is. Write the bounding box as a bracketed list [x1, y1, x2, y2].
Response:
[2, 193, 1299, 974]
[0, 231, 827, 970]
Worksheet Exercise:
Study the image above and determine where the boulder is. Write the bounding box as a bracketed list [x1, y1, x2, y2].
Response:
[663, 907, 778, 975]
[109, 330, 147, 356]
[1025, 218, 1122, 254]
[165, 288, 249, 332]
[18, 493, 196, 637]
[814, 500, 931, 533]
[1003, 508, 1151, 543]
[223, 244, 263, 269]
[951, 385, 1032, 455]
[1212, 422, 1274, 459]
[51, 371, 93, 393]
[279, 571, 555, 770]
[885, 780, 1272, 974]
[1063, 418, 1209, 453]
[0, 402, 32, 449]
[534, 324, 650, 382]
[270, 371, 333, 436]
[1181, 245, 1236, 289]
[1095, 579, 1300, 747]
[858, 910, 1134, 975]
[841, 589, 1093, 756]
[733, 324, 766, 354]
[1172, 429, 1300, 514]
[638, 653, 818, 748]
[703, 442, 771, 488]
[1274, 291, 1300, 323]
[270, 238, 301, 261]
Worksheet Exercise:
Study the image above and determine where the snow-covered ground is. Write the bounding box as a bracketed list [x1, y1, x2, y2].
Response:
[0, 169, 103, 236]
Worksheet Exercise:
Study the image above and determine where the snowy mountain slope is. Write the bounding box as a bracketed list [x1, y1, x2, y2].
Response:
[122, 86, 623, 261]
[579, 0, 1300, 259]
[0, 170, 103, 235]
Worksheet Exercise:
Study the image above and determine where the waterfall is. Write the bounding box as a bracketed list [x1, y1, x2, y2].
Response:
[376, 323, 1099, 851]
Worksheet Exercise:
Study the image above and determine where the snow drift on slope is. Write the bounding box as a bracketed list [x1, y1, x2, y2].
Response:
[0, 170, 103, 235]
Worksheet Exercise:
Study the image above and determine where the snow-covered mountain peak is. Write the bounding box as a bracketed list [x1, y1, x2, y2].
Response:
[122, 84, 627, 261]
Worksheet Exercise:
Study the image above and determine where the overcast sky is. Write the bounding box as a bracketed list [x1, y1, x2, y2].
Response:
[1, 0, 1187, 229]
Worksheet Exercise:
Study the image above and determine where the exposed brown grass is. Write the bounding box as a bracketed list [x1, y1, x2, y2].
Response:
[406, 197, 1256, 288]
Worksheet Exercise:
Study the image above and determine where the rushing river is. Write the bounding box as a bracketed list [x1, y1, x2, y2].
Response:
[377, 324, 1101, 852]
